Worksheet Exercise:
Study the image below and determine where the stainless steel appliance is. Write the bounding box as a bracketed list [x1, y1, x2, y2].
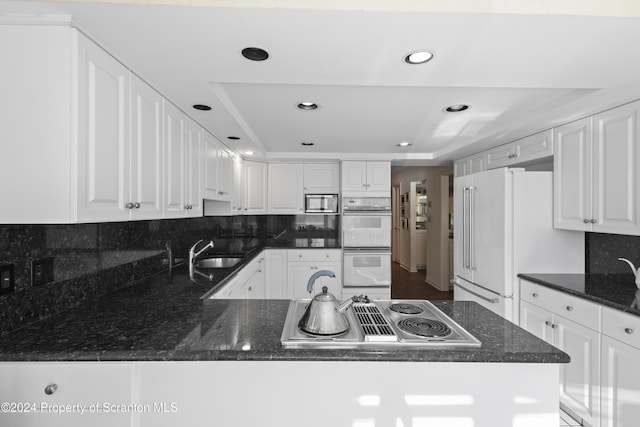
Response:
[281, 299, 481, 349]
[342, 196, 392, 291]
[305, 194, 339, 214]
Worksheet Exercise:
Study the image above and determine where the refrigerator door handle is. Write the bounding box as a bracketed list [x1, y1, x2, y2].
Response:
[453, 280, 500, 304]
[468, 186, 477, 270]
[463, 187, 469, 269]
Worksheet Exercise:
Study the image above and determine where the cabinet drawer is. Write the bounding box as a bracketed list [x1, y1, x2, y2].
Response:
[287, 249, 341, 262]
[602, 306, 640, 350]
[520, 280, 601, 331]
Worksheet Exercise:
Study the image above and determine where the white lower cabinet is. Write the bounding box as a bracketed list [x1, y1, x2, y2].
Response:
[209, 252, 265, 299]
[520, 281, 601, 427]
[0, 362, 133, 427]
[287, 250, 342, 299]
[264, 250, 287, 298]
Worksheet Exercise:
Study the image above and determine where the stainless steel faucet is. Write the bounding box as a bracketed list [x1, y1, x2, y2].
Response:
[189, 239, 214, 278]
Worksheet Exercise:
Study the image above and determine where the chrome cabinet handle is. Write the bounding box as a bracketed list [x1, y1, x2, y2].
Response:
[218, 191, 224, 195]
[125, 202, 135, 209]
[532, 293, 538, 297]
[134, 202, 140, 209]
[583, 219, 590, 224]
[566, 306, 573, 311]
[590, 219, 597, 224]
[248, 286, 252, 291]
[545, 321, 552, 326]
[625, 327, 634, 334]
[551, 324, 557, 329]
[452, 281, 500, 303]
[44, 384, 58, 395]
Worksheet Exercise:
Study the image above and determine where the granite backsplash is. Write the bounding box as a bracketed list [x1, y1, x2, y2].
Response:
[586, 232, 640, 274]
[0, 214, 339, 334]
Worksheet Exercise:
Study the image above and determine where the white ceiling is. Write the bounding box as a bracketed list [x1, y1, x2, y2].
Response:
[4, 1, 640, 164]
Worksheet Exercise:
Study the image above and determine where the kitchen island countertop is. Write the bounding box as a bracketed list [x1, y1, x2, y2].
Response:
[0, 264, 568, 363]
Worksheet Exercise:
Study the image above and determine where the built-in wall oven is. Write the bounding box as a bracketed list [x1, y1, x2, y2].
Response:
[342, 197, 392, 291]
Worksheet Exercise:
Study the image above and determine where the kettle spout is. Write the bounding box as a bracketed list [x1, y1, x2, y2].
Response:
[618, 258, 638, 277]
[306, 270, 336, 293]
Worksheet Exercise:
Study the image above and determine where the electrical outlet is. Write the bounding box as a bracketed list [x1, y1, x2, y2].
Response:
[0, 264, 15, 295]
[31, 257, 54, 287]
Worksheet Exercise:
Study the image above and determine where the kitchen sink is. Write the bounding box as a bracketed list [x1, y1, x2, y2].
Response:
[195, 257, 243, 269]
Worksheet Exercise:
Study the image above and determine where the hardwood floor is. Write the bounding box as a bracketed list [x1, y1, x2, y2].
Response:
[390, 262, 453, 300]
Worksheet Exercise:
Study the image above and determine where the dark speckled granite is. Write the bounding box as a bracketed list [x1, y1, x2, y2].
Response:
[519, 273, 640, 316]
[0, 265, 567, 363]
[587, 232, 640, 274]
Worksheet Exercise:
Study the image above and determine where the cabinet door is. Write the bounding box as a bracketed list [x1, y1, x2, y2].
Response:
[243, 161, 267, 214]
[268, 163, 303, 213]
[601, 336, 640, 427]
[468, 154, 486, 175]
[0, 362, 133, 427]
[202, 132, 218, 200]
[217, 147, 233, 201]
[163, 101, 186, 218]
[185, 119, 202, 217]
[341, 161, 367, 192]
[514, 129, 553, 164]
[553, 117, 593, 231]
[288, 263, 316, 299]
[246, 267, 265, 299]
[453, 158, 468, 178]
[231, 155, 244, 214]
[76, 34, 130, 222]
[519, 301, 554, 344]
[130, 75, 163, 220]
[303, 163, 340, 193]
[592, 101, 640, 235]
[366, 161, 390, 192]
[265, 250, 288, 298]
[555, 316, 601, 427]
[484, 144, 514, 170]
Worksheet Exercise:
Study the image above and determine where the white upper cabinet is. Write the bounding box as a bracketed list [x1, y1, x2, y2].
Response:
[485, 130, 553, 170]
[268, 163, 304, 214]
[217, 146, 233, 201]
[243, 160, 267, 214]
[75, 31, 131, 222]
[185, 118, 203, 217]
[231, 155, 244, 214]
[202, 132, 219, 200]
[341, 161, 390, 194]
[555, 101, 640, 235]
[453, 153, 485, 178]
[130, 74, 163, 220]
[303, 163, 340, 194]
[163, 101, 186, 218]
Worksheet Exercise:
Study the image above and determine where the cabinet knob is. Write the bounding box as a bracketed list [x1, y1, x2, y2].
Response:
[544, 321, 552, 326]
[125, 202, 135, 209]
[248, 286, 252, 292]
[551, 324, 557, 329]
[134, 202, 141, 209]
[583, 219, 590, 224]
[532, 293, 538, 298]
[299, 254, 303, 258]
[590, 218, 597, 224]
[218, 191, 224, 195]
[625, 327, 634, 334]
[566, 306, 573, 311]
[44, 384, 58, 395]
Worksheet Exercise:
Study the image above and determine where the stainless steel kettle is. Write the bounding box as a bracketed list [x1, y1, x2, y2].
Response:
[298, 286, 355, 336]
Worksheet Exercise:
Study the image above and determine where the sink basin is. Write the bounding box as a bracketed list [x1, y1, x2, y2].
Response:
[195, 257, 243, 269]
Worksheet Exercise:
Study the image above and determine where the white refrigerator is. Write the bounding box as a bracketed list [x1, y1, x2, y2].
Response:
[453, 167, 584, 322]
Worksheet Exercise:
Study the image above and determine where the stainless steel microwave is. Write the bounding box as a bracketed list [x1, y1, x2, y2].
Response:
[305, 194, 339, 213]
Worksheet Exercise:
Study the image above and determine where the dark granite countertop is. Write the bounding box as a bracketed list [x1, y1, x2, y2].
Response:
[0, 263, 568, 363]
[518, 273, 640, 316]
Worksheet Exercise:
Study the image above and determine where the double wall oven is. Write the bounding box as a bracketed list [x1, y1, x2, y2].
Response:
[342, 197, 392, 291]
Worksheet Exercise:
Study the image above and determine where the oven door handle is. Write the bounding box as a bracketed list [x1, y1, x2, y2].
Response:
[453, 280, 500, 304]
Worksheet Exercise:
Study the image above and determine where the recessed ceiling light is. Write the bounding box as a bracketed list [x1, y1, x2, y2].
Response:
[241, 47, 269, 61]
[227, 136, 240, 140]
[245, 151, 255, 156]
[445, 104, 470, 112]
[193, 104, 211, 111]
[301, 142, 315, 146]
[297, 102, 318, 110]
[397, 142, 412, 147]
[404, 50, 434, 65]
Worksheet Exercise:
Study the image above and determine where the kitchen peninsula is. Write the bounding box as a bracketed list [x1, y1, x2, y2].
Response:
[0, 257, 566, 427]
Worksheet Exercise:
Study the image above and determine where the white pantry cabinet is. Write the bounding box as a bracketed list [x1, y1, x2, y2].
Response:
[0, 362, 133, 427]
[520, 280, 601, 427]
[453, 153, 485, 178]
[554, 102, 640, 234]
[267, 163, 304, 214]
[341, 161, 390, 194]
[303, 163, 340, 194]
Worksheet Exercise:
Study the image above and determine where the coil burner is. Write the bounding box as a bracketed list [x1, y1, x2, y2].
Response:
[388, 303, 424, 315]
[397, 318, 452, 338]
